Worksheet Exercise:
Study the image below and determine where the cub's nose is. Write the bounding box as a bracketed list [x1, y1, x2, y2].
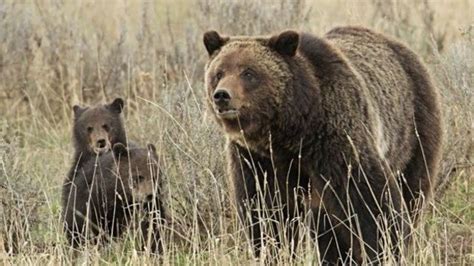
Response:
[213, 89, 231, 105]
[97, 139, 107, 148]
[145, 194, 154, 202]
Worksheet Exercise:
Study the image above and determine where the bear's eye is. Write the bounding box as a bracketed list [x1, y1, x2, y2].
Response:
[215, 71, 224, 81]
[241, 68, 257, 82]
[87, 126, 93, 133]
[102, 124, 109, 131]
[136, 175, 145, 183]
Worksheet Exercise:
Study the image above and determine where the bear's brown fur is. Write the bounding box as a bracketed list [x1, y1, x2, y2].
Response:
[62, 98, 129, 244]
[203, 26, 442, 263]
[62, 143, 166, 252]
[67, 98, 127, 180]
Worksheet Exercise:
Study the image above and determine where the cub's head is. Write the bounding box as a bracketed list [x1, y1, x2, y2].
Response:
[112, 143, 162, 205]
[203, 30, 300, 139]
[73, 98, 126, 155]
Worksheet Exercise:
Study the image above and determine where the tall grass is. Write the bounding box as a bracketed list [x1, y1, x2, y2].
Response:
[0, 0, 472, 264]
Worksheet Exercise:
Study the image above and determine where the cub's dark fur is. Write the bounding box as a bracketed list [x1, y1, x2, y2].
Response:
[67, 98, 126, 180]
[62, 143, 166, 252]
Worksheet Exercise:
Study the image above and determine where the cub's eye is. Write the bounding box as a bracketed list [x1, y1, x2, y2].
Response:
[136, 175, 145, 183]
[102, 124, 109, 131]
[215, 71, 224, 81]
[87, 126, 93, 133]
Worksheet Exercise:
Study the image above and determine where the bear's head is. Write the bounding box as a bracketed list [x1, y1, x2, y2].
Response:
[73, 98, 126, 155]
[203, 30, 300, 142]
[112, 143, 162, 206]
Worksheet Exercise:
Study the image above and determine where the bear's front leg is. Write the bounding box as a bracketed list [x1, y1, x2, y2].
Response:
[228, 142, 305, 258]
[229, 142, 286, 258]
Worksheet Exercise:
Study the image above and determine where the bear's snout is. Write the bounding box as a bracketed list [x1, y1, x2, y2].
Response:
[213, 88, 240, 119]
[97, 139, 107, 148]
[92, 136, 111, 154]
[145, 194, 153, 202]
[213, 89, 231, 105]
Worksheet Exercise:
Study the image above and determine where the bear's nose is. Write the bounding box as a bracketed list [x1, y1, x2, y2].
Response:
[213, 89, 231, 105]
[145, 194, 153, 202]
[97, 139, 107, 148]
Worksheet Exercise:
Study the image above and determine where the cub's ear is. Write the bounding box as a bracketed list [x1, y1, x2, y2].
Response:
[203, 31, 228, 56]
[108, 98, 124, 114]
[147, 143, 157, 154]
[113, 143, 128, 159]
[268, 30, 299, 57]
[73, 105, 86, 119]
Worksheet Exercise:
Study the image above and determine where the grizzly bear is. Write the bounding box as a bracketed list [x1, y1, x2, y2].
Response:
[203, 26, 442, 264]
[62, 143, 166, 252]
[67, 98, 127, 180]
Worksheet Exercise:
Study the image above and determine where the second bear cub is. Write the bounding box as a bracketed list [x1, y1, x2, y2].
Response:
[62, 142, 166, 252]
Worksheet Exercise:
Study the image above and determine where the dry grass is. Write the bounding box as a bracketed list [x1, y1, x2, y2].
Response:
[0, 0, 472, 264]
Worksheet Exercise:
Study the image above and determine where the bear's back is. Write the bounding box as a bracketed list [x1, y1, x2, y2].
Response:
[323, 26, 417, 168]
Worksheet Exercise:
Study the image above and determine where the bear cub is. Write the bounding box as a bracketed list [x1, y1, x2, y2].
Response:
[62, 142, 166, 252]
[67, 98, 127, 180]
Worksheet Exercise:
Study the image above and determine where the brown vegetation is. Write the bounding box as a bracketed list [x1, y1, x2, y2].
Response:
[0, 0, 471, 264]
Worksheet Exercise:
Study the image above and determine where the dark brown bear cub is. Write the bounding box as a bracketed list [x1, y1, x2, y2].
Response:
[203, 26, 442, 264]
[68, 98, 127, 179]
[62, 143, 166, 252]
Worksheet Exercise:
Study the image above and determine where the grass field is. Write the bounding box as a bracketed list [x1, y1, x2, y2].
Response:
[0, 0, 472, 264]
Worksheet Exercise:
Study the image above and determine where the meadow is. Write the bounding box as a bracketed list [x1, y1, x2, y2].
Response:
[0, 0, 472, 264]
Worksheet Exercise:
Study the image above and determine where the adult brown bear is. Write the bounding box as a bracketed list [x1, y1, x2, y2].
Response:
[203, 26, 442, 264]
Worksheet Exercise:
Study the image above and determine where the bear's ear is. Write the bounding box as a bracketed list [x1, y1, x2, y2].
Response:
[147, 143, 157, 154]
[268, 30, 300, 57]
[113, 143, 128, 159]
[203, 31, 228, 56]
[108, 98, 124, 114]
[73, 105, 86, 119]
